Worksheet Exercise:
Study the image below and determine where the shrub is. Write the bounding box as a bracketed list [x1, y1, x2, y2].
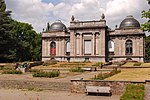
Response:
[43, 61, 57, 66]
[32, 70, 60, 78]
[2, 70, 22, 74]
[120, 84, 144, 100]
[0, 66, 14, 70]
[133, 62, 142, 66]
[69, 67, 85, 72]
[29, 61, 44, 67]
[93, 69, 121, 80]
[29, 69, 41, 73]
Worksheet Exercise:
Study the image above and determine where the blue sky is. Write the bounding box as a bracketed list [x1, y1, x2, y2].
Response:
[42, 0, 61, 5]
[5, 0, 149, 33]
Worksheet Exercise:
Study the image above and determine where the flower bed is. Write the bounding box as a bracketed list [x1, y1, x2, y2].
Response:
[93, 69, 121, 80]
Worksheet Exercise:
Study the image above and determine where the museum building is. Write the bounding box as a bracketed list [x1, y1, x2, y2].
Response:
[42, 14, 145, 62]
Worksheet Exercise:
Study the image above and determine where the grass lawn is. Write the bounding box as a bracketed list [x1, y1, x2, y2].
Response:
[120, 84, 144, 100]
[33, 62, 96, 69]
[122, 62, 136, 67]
[140, 63, 150, 67]
[105, 68, 150, 81]
[122, 62, 150, 67]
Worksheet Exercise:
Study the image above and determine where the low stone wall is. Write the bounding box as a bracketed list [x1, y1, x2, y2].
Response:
[0, 80, 71, 92]
[70, 80, 145, 95]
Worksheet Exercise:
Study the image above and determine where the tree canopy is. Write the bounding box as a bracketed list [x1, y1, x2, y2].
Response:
[143, 0, 150, 61]
[0, 0, 41, 62]
[0, 0, 14, 62]
[141, 0, 150, 32]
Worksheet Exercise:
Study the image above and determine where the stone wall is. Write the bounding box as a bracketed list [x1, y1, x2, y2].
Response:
[0, 80, 71, 92]
[70, 80, 145, 95]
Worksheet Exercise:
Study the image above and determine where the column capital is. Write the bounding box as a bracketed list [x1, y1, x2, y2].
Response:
[92, 32, 95, 35]
[79, 33, 82, 35]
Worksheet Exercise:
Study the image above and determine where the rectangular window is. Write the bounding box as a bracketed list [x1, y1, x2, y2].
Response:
[84, 40, 91, 54]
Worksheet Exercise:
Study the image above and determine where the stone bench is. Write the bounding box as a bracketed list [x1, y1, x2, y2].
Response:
[86, 86, 111, 96]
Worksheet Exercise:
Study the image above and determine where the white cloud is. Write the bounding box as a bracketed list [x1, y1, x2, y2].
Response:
[5, 0, 149, 32]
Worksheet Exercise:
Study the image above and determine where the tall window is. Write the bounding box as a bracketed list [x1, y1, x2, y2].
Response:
[108, 40, 114, 53]
[126, 40, 132, 55]
[84, 40, 91, 55]
[50, 42, 56, 55]
[66, 41, 70, 52]
[66, 41, 70, 55]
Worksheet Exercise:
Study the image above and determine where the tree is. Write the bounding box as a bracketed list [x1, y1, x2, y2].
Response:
[0, 0, 14, 62]
[0, 0, 41, 62]
[11, 20, 42, 61]
[141, 0, 150, 32]
[145, 36, 150, 61]
[143, 0, 150, 61]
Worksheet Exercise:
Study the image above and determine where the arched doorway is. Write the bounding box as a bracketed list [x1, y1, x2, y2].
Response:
[125, 40, 132, 55]
[50, 42, 56, 56]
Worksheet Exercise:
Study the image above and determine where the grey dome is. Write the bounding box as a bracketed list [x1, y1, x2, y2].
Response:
[50, 20, 67, 31]
[119, 15, 140, 29]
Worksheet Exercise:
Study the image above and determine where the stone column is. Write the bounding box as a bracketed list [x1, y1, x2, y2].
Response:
[45, 39, 48, 57]
[96, 34, 99, 55]
[48, 41, 50, 56]
[57, 39, 60, 56]
[42, 39, 46, 59]
[76, 34, 80, 55]
[59, 39, 62, 56]
[92, 32, 95, 55]
[80, 33, 82, 56]
[100, 29, 105, 56]
[62, 39, 65, 56]
[56, 41, 59, 56]
[70, 31, 75, 56]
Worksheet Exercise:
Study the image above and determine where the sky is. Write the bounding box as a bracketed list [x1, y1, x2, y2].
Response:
[5, 0, 149, 33]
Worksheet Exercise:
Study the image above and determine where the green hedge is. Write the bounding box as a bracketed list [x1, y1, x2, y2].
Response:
[2, 70, 22, 74]
[133, 62, 142, 66]
[32, 70, 60, 78]
[69, 67, 85, 72]
[0, 66, 14, 70]
[29, 69, 41, 73]
[43, 61, 57, 66]
[120, 84, 144, 100]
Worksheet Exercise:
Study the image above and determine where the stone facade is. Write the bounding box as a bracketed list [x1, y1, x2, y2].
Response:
[42, 15, 145, 62]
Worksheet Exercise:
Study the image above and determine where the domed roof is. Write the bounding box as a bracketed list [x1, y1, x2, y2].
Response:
[119, 15, 140, 29]
[50, 20, 67, 31]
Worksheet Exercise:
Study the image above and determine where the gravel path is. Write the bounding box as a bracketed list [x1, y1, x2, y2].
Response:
[145, 84, 150, 100]
[0, 71, 98, 82]
[0, 89, 120, 100]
